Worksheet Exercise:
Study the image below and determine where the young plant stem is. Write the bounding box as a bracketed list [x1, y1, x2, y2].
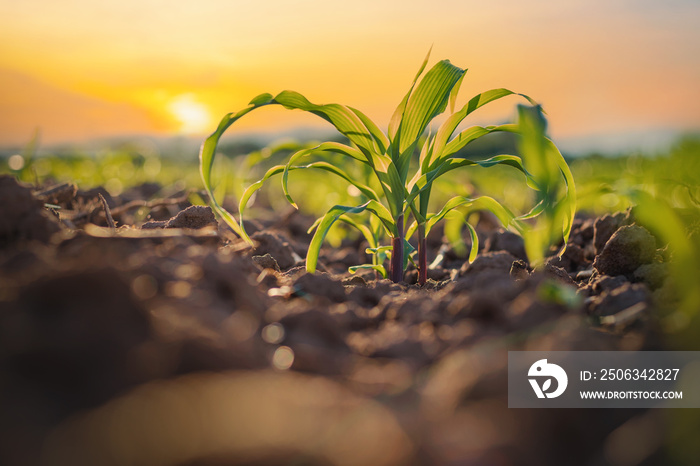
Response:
[418, 223, 427, 285]
[390, 214, 404, 283]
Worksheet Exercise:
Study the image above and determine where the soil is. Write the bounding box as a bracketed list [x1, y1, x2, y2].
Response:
[0, 174, 680, 465]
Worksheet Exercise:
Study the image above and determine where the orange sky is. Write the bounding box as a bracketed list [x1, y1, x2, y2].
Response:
[1, 0, 699, 151]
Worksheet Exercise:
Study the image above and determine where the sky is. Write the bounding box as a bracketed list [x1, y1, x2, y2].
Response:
[1, 0, 699, 153]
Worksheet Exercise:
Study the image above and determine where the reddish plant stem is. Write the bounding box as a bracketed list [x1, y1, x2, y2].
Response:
[390, 214, 404, 283]
[418, 224, 427, 286]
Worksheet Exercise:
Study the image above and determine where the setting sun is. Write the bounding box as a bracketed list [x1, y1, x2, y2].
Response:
[0, 0, 698, 152]
[168, 94, 211, 135]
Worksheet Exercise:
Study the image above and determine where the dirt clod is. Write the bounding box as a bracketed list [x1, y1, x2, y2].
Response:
[35, 182, 78, 207]
[165, 205, 217, 229]
[252, 231, 298, 270]
[544, 262, 577, 286]
[579, 274, 629, 297]
[593, 210, 633, 254]
[593, 224, 656, 276]
[293, 272, 347, 303]
[141, 205, 216, 230]
[252, 253, 281, 272]
[141, 220, 167, 229]
[510, 260, 530, 280]
[343, 275, 368, 287]
[588, 282, 650, 316]
[484, 229, 528, 261]
[0, 175, 60, 248]
[633, 262, 668, 290]
[459, 251, 518, 277]
[547, 242, 588, 271]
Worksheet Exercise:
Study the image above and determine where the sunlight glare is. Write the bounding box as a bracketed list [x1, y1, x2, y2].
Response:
[168, 94, 211, 135]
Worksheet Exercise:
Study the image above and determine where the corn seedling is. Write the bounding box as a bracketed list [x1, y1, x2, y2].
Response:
[515, 104, 577, 266]
[200, 50, 576, 283]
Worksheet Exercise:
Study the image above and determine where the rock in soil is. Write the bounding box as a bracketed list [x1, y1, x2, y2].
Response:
[593, 224, 656, 276]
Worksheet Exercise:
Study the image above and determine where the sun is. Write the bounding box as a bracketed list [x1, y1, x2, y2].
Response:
[168, 94, 212, 135]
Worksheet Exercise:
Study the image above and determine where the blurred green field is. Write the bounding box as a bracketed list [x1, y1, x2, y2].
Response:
[3, 134, 699, 221]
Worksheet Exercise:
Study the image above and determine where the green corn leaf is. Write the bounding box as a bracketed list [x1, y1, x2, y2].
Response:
[465, 221, 479, 263]
[283, 161, 380, 208]
[349, 264, 388, 279]
[443, 210, 468, 257]
[448, 72, 467, 114]
[243, 140, 315, 173]
[418, 131, 436, 170]
[388, 47, 433, 141]
[517, 106, 576, 240]
[338, 216, 378, 249]
[441, 211, 479, 263]
[425, 88, 537, 171]
[306, 200, 397, 274]
[550, 139, 576, 246]
[402, 237, 416, 272]
[516, 199, 546, 220]
[350, 107, 390, 154]
[298, 162, 380, 202]
[426, 196, 515, 236]
[434, 123, 517, 170]
[199, 94, 275, 240]
[238, 163, 379, 242]
[362, 157, 406, 220]
[515, 105, 576, 263]
[200, 89, 404, 239]
[291, 141, 371, 167]
[249, 93, 274, 105]
[366, 245, 393, 255]
[307, 216, 323, 235]
[405, 219, 419, 238]
[237, 164, 287, 243]
[393, 60, 466, 179]
[273, 90, 384, 157]
[406, 154, 535, 214]
[279, 139, 407, 222]
[283, 143, 378, 207]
